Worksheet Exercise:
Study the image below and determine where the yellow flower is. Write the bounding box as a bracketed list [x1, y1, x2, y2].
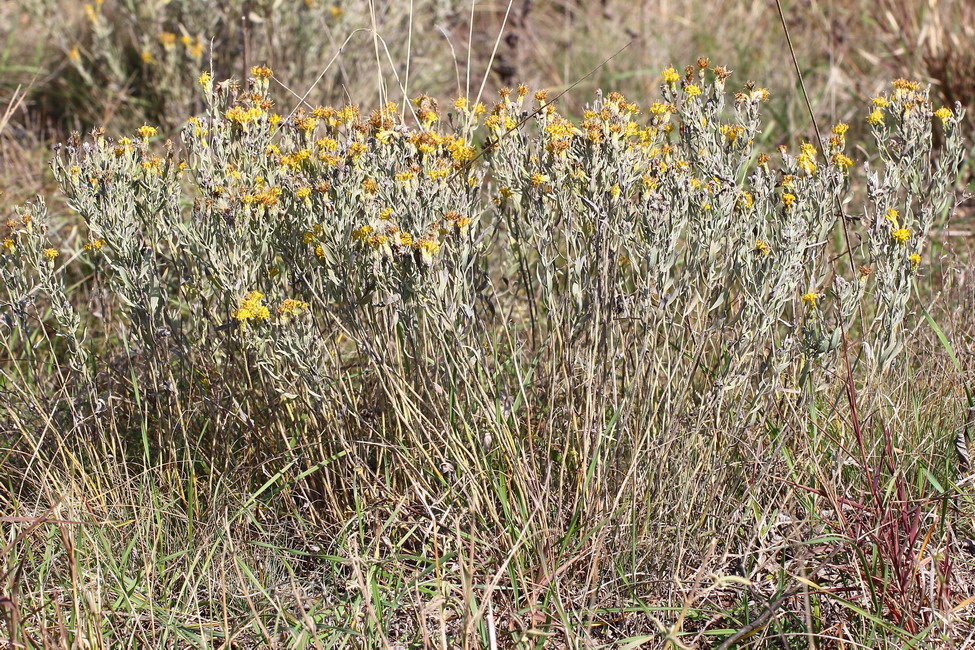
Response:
[198, 71, 212, 88]
[353, 225, 374, 241]
[662, 67, 680, 85]
[42, 248, 59, 261]
[884, 208, 899, 226]
[276, 298, 309, 321]
[832, 153, 854, 169]
[251, 65, 273, 79]
[366, 233, 388, 247]
[83, 238, 105, 251]
[754, 240, 770, 256]
[891, 227, 910, 245]
[140, 50, 155, 64]
[867, 110, 884, 125]
[530, 173, 550, 187]
[909, 253, 921, 267]
[225, 106, 263, 125]
[68, 45, 81, 62]
[414, 239, 440, 265]
[797, 143, 817, 174]
[685, 84, 702, 98]
[296, 186, 312, 199]
[782, 193, 796, 208]
[137, 125, 157, 140]
[648, 102, 669, 116]
[801, 292, 819, 309]
[831, 123, 849, 136]
[348, 141, 368, 160]
[232, 290, 270, 327]
[738, 191, 754, 211]
[872, 96, 889, 108]
[934, 107, 952, 124]
[2, 238, 14, 252]
[296, 116, 318, 132]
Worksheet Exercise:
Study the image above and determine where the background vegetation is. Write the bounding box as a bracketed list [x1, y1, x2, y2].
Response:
[2, 1, 975, 648]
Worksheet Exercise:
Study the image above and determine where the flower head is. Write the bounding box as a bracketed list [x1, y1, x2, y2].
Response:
[832, 153, 854, 170]
[276, 298, 309, 321]
[232, 290, 270, 327]
[891, 227, 910, 245]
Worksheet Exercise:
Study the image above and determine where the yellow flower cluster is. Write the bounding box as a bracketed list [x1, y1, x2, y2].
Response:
[226, 105, 264, 125]
[276, 298, 309, 321]
[797, 143, 817, 175]
[233, 291, 270, 327]
[891, 228, 910, 245]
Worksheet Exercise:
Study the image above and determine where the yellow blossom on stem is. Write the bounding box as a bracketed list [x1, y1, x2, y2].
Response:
[414, 239, 440, 265]
[891, 227, 910, 245]
[832, 153, 854, 169]
[276, 298, 309, 321]
[232, 291, 270, 327]
[934, 107, 952, 125]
